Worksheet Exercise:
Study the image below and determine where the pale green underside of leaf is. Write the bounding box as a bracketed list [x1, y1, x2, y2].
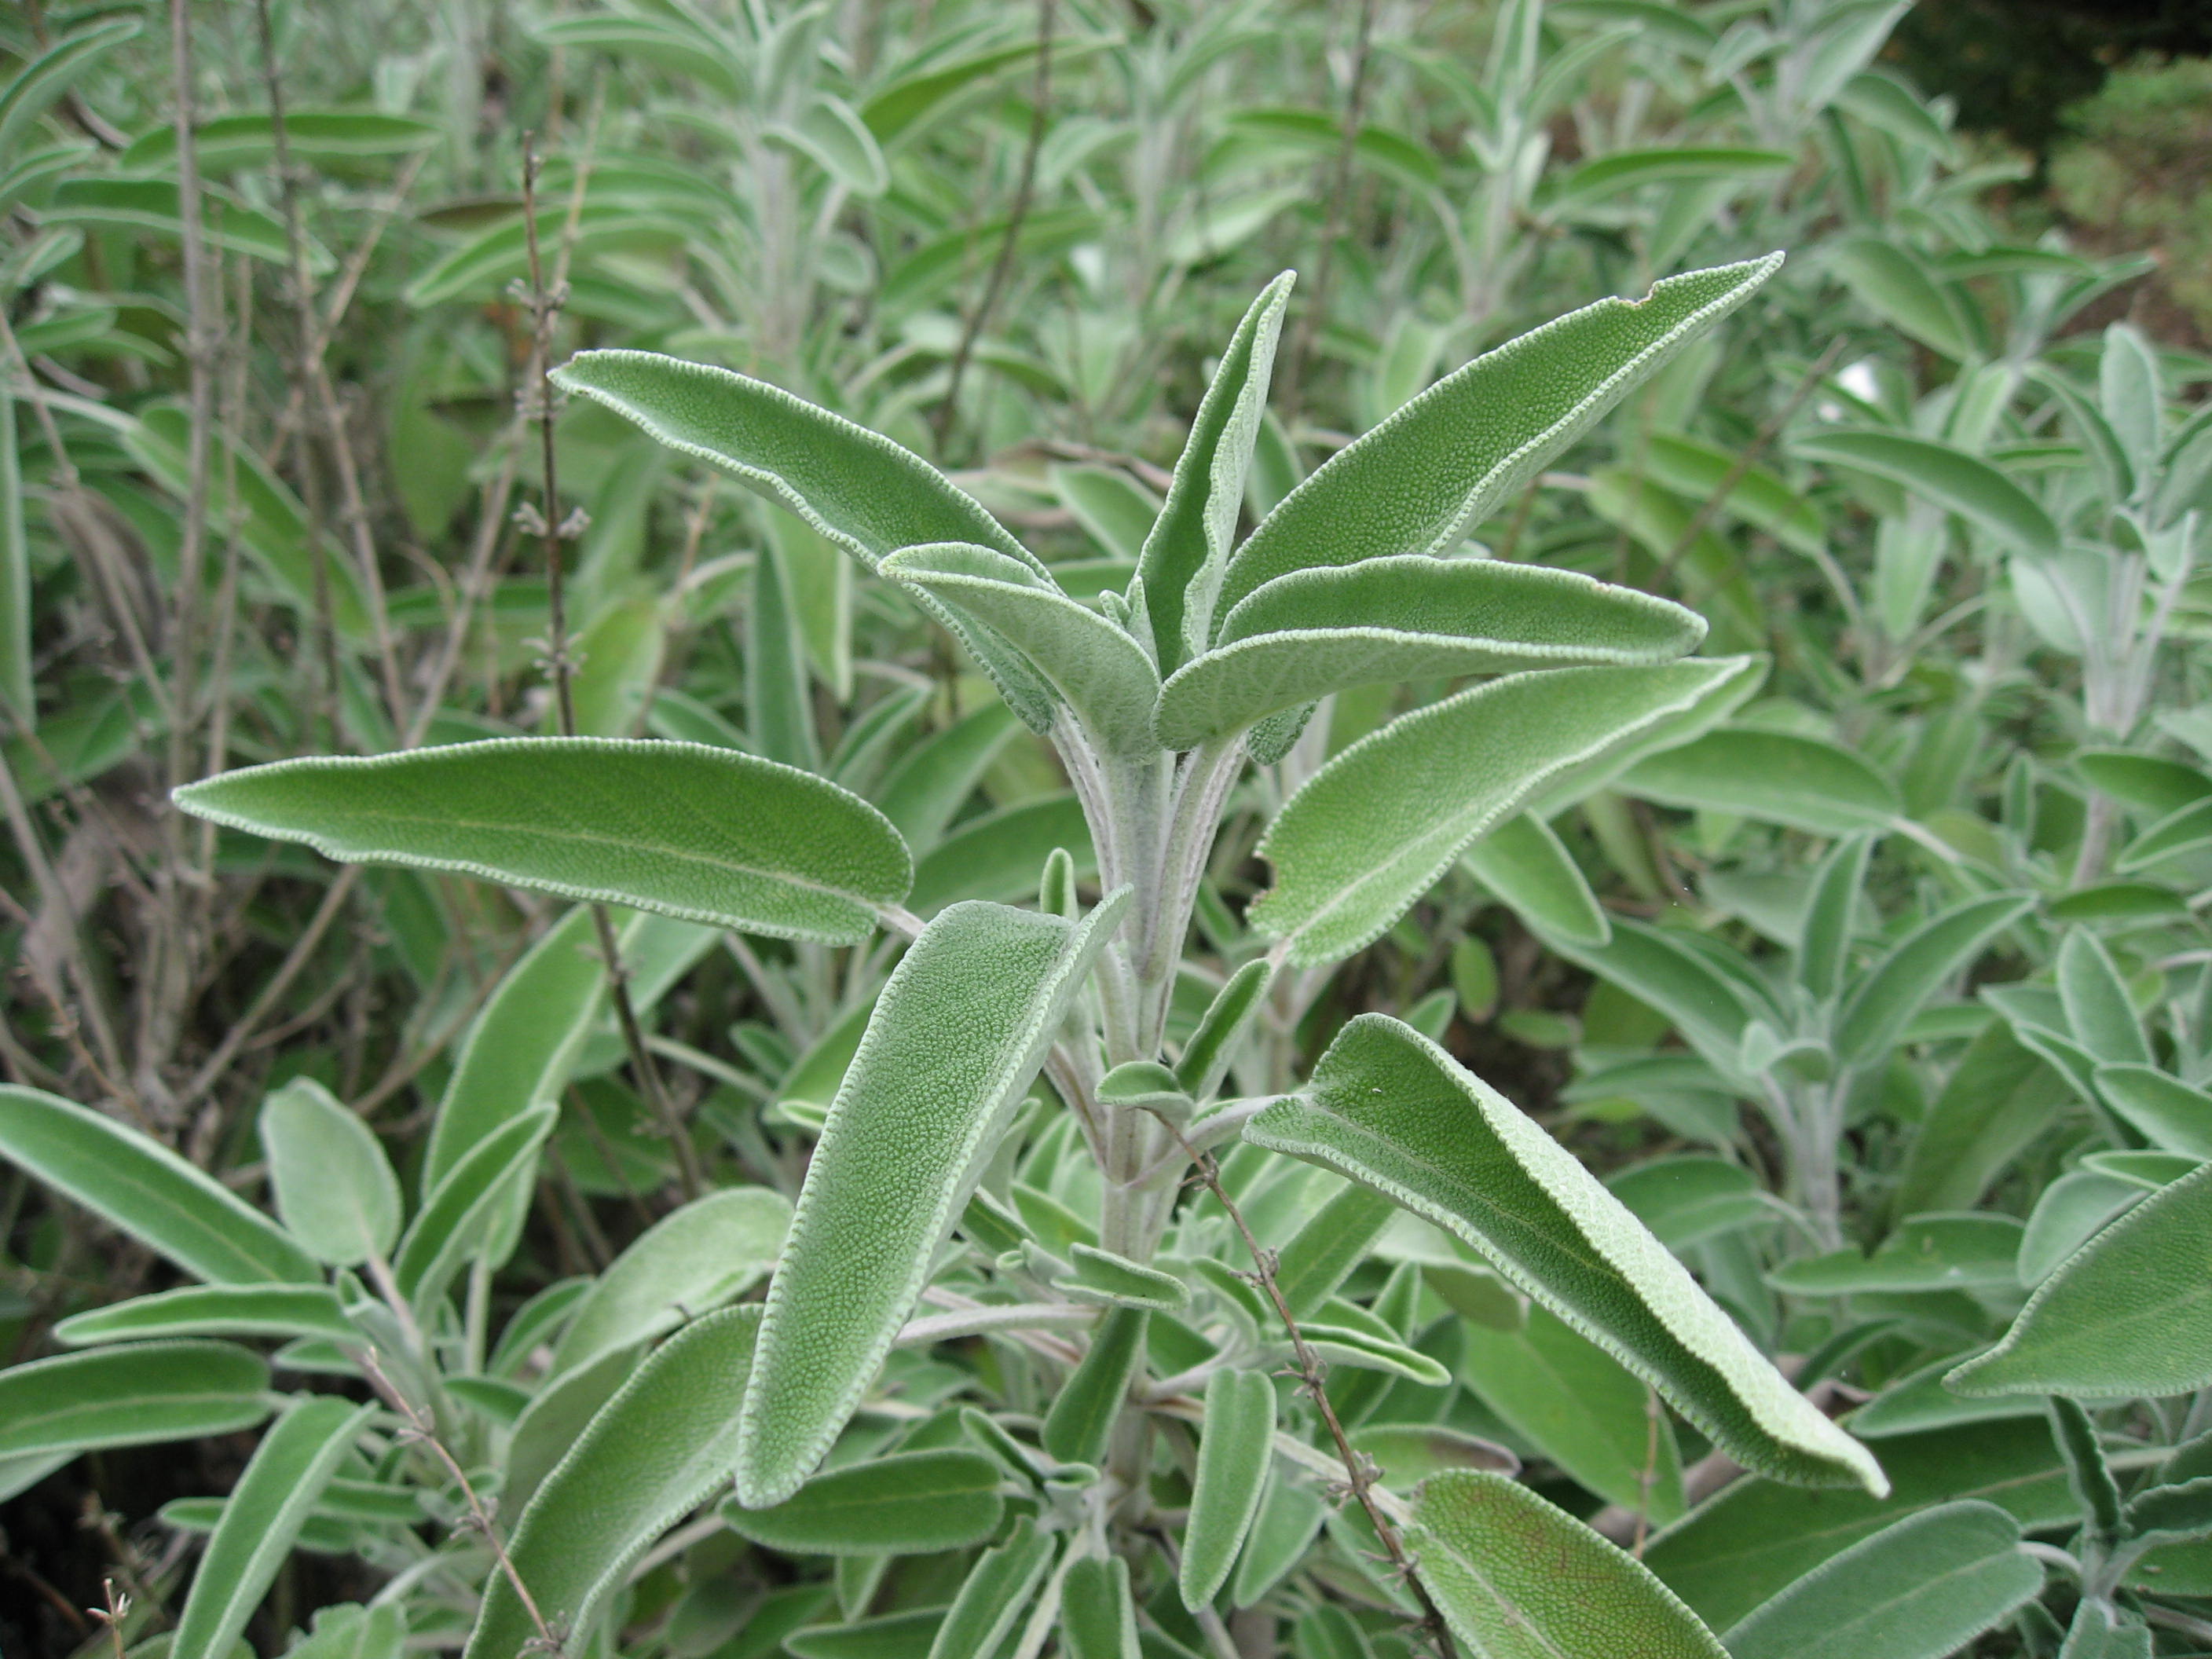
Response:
[734, 893, 1129, 1507]
[1245, 1016, 1886, 1492]
[174, 738, 912, 944]
[1214, 254, 1783, 628]
[1794, 428, 2059, 562]
[53, 1284, 358, 1347]
[0, 1339, 271, 1458]
[1946, 1159, 2212, 1398]
[1252, 659, 1754, 966]
[260, 1079, 402, 1267]
[1155, 555, 1705, 749]
[0, 1085, 317, 1284]
[1179, 1368, 1275, 1610]
[1410, 1470, 1728, 1658]
[467, 1307, 761, 1659]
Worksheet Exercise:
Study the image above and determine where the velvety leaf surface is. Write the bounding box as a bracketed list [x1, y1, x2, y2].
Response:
[175, 738, 911, 943]
[723, 1448, 1005, 1555]
[259, 1079, 401, 1268]
[1622, 727, 1900, 834]
[1180, 1368, 1275, 1610]
[1461, 812, 1612, 947]
[0, 1340, 270, 1456]
[53, 1284, 357, 1348]
[1245, 1015, 1885, 1492]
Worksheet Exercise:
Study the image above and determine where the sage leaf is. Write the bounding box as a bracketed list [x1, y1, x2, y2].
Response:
[1179, 1368, 1275, 1610]
[393, 1106, 557, 1316]
[734, 894, 1128, 1507]
[1462, 812, 1611, 947]
[1946, 1159, 2212, 1398]
[1043, 1307, 1151, 1467]
[172, 1397, 371, 1659]
[1251, 658, 1756, 966]
[882, 543, 1163, 756]
[1174, 958, 1275, 1098]
[1244, 1015, 1886, 1492]
[2093, 1064, 2212, 1158]
[0, 1340, 270, 1457]
[1621, 727, 1901, 835]
[2059, 1602, 2152, 1659]
[1834, 893, 2033, 1065]
[1793, 430, 2060, 562]
[1062, 1555, 1141, 1659]
[0, 1085, 317, 1284]
[873, 701, 1020, 851]
[723, 1448, 1005, 1555]
[1275, 1185, 1399, 1319]
[925, 1518, 1056, 1659]
[1155, 557, 1705, 749]
[1215, 255, 1783, 627]
[1409, 1469, 1729, 1659]
[1137, 272, 1295, 669]
[466, 1306, 761, 1659]
[2056, 930, 2150, 1066]
[1799, 834, 1875, 1001]
[1057, 1243, 1189, 1311]
[53, 1284, 357, 1348]
[174, 738, 912, 943]
[259, 1079, 401, 1268]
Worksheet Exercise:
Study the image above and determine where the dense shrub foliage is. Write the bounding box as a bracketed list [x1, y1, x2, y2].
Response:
[2, 2, 2210, 1657]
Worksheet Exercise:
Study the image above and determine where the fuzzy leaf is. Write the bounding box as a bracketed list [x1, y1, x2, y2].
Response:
[734, 895, 1127, 1507]
[925, 1518, 1056, 1659]
[2094, 1064, 2212, 1158]
[259, 1079, 401, 1268]
[1043, 1307, 1151, 1467]
[1462, 812, 1611, 947]
[1180, 1368, 1276, 1610]
[1622, 727, 1900, 834]
[1245, 1016, 1885, 1492]
[1794, 430, 2059, 562]
[394, 1107, 557, 1316]
[53, 1284, 357, 1348]
[0, 1340, 270, 1457]
[723, 1448, 1005, 1555]
[1835, 893, 2032, 1065]
[1063, 1555, 1141, 1659]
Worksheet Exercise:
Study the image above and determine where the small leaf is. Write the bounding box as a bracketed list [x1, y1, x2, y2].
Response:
[1057, 1243, 1189, 1311]
[1767, 1214, 2027, 1295]
[393, 1107, 557, 1315]
[1834, 893, 2033, 1066]
[171, 1398, 371, 1659]
[2118, 797, 2212, 871]
[1180, 1368, 1276, 1610]
[1794, 430, 2059, 563]
[2056, 930, 2149, 1065]
[1232, 1472, 1328, 1607]
[175, 739, 911, 944]
[0, 17, 141, 160]
[735, 895, 1128, 1507]
[0, 1341, 269, 1457]
[1550, 145, 1792, 207]
[259, 1079, 400, 1267]
[1797, 835, 1874, 1002]
[1275, 1185, 1400, 1319]
[0, 1086, 317, 1284]
[723, 1448, 1005, 1555]
[1043, 1308, 1150, 1467]
[1946, 1160, 2212, 1398]
[466, 1307, 761, 1659]
[1156, 557, 1705, 749]
[1462, 812, 1611, 947]
[1062, 1555, 1141, 1659]
[1622, 727, 1899, 835]
[53, 1284, 357, 1348]
[1216, 255, 1783, 626]
[1174, 958, 1275, 1097]
[550, 1188, 791, 1375]
[2057, 1601, 2152, 1659]
[1251, 659, 1756, 966]
[1410, 1470, 1728, 1658]
[1244, 1016, 1885, 1492]
[2094, 1064, 2212, 1158]
[1720, 1501, 2042, 1659]
[925, 1518, 1055, 1659]
[873, 702, 1021, 852]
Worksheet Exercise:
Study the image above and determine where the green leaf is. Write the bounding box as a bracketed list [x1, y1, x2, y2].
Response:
[1798, 835, 1874, 1002]
[1276, 1185, 1401, 1319]
[551, 1188, 791, 1376]
[735, 895, 1127, 1507]
[723, 1448, 1005, 1555]
[779, 94, 889, 196]
[393, 1107, 557, 1315]
[466, 1307, 761, 1659]
[0, 1340, 269, 1457]
[1175, 958, 1276, 1098]
[881, 544, 1163, 756]
[1043, 1306, 1151, 1467]
[1834, 893, 2032, 1066]
[1062, 1555, 1141, 1659]
[1456, 1303, 1686, 1519]
[1547, 918, 1758, 1075]
[118, 109, 441, 174]
[2117, 797, 2212, 872]
[2094, 1064, 2212, 1158]
[873, 702, 1020, 851]
[1720, 1501, 2042, 1659]
[0, 16, 140, 160]
[909, 793, 1095, 914]
[2056, 931, 2149, 1065]
[925, 1518, 1055, 1659]
[1462, 812, 1611, 947]
[1552, 146, 1791, 207]
[1622, 727, 1900, 835]
[1767, 1214, 2027, 1295]
[1244, 1015, 1885, 1492]
[1251, 658, 1756, 966]
[747, 536, 820, 770]
[1215, 255, 1782, 626]
[1642, 432, 1828, 560]
[1829, 238, 1975, 360]
[1794, 430, 2058, 563]
[46, 177, 331, 272]
[283, 1603, 406, 1659]
[1180, 1368, 1275, 1610]
[1606, 1158, 1770, 1253]
[1137, 273, 1295, 669]
[1896, 1026, 2068, 1214]
[1946, 1160, 2212, 1398]
[1410, 1470, 1728, 1658]
[171, 1398, 371, 1659]
[1157, 557, 1705, 749]
[1057, 1243, 1189, 1311]
[259, 1079, 400, 1267]
[2058, 1601, 2152, 1659]
[175, 738, 911, 943]
[53, 1284, 357, 1348]
[0, 385, 28, 723]
[0, 1086, 317, 1284]
[1053, 464, 1161, 562]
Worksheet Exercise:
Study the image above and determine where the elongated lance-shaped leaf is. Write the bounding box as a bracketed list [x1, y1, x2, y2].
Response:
[0, 1086, 317, 1284]
[1213, 255, 1782, 629]
[1175, 958, 1275, 1098]
[883, 544, 1163, 756]
[2056, 929, 2149, 1065]
[873, 701, 1021, 851]
[1246, 1016, 1886, 1492]
[1042, 1306, 1151, 1467]
[1947, 1159, 2212, 1399]
[1798, 834, 1875, 1001]
[2094, 1064, 2212, 1157]
[551, 349, 1060, 728]
[734, 893, 1129, 1507]
[723, 1448, 1006, 1555]
[53, 1284, 358, 1348]
[1137, 271, 1295, 670]
[0, 16, 141, 162]
[394, 1107, 557, 1315]
[1621, 727, 1901, 835]
[1155, 556, 1705, 749]
[926, 1518, 1057, 1659]
[0, 1340, 269, 1458]
[176, 739, 911, 943]
[467, 1307, 761, 1659]
[1794, 430, 2060, 562]
[1057, 1242, 1189, 1310]
[1462, 811, 1611, 947]
[0, 385, 28, 723]
[551, 1188, 791, 1376]
[1179, 1368, 1276, 1610]
[171, 1397, 371, 1659]
[1275, 1185, 1400, 1319]
[1063, 1555, 1142, 1659]
[260, 1079, 401, 1268]
[1252, 659, 1753, 966]
[1721, 1501, 2042, 1659]
[1834, 892, 2032, 1065]
[1409, 1470, 1729, 1658]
